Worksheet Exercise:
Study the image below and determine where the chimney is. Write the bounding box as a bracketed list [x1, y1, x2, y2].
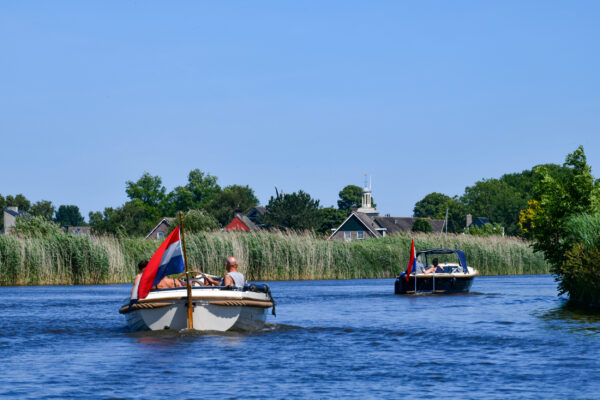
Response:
[466, 214, 472, 228]
[8, 206, 18, 212]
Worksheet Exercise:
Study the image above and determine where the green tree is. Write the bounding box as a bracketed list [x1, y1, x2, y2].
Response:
[413, 192, 451, 218]
[337, 185, 375, 212]
[173, 209, 219, 234]
[412, 218, 433, 233]
[519, 146, 600, 304]
[466, 222, 503, 236]
[30, 200, 55, 220]
[5, 194, 31, 212]
[165, 169, 222, 215]
[262, 190, 321, 231]
[89, 201, 155, 236]
[461, 179, 523, 235]
[316, 207, 347, 234]
[413, 193, 466, 233]
[206, 185, 258, 226]
[126, 171, 166, 205]
[54, 205, 85, 226]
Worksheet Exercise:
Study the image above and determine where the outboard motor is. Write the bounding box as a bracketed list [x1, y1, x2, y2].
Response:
[246, 283, 270, 293]
[394, 273, 405, 295]
[244, 283, 276, 316]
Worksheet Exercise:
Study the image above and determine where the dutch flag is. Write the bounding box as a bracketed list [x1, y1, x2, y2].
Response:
[130, 227, 185, 301]
[405, 238, 416, 281]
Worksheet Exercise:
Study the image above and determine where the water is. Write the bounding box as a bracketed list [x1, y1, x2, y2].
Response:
[1, 275, 599, 399]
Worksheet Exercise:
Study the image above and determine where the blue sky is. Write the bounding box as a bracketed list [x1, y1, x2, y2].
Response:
[1, 1, 599, 219]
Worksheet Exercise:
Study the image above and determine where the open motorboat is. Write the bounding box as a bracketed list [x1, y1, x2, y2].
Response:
[120, 212, 275, 332]
[120, 281, 275, 332]
[394, 248, 478, 294]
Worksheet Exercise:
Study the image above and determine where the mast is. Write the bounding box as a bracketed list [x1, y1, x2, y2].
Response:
[179, 211, 194, 330]
[445, 208, 449, 236]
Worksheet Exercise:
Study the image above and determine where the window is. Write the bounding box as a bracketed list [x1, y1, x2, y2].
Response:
[357, 231, 364, 239]
[344, 231, 351, 242]
[157, 231, 165, 239]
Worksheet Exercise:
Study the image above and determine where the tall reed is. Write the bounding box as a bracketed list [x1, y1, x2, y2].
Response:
[0, 231, 548, 286]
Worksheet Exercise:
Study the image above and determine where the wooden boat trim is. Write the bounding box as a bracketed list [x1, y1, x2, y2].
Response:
[138, 295, 266, 303]
[208, 300, 274, 308]
[412, 273, 478, 278]
[119, 302, 173, 314]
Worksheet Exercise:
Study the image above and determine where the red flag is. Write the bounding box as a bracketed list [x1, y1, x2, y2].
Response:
[405, 238, 416, 281]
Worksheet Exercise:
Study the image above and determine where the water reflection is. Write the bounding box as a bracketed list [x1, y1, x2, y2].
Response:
[537, 303, 600, 335]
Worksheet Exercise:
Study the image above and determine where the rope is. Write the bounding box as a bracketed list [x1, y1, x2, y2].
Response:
[209, 300, 274, 308]
[119, 302, 173, 314]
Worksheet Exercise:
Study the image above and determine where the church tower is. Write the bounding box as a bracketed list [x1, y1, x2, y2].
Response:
[356, 174, 379, 217]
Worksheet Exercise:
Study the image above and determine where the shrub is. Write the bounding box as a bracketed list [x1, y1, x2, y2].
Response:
[412, 219, 433, 233]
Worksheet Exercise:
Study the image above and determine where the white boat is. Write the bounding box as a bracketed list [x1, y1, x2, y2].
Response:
[119, 283, 275, 332]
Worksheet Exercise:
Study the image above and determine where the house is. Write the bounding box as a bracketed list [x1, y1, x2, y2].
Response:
[465, 214, 490, 229]
[328, 184, 444, 242]
[67, 226, 92, 236]
[3, 206, 25, 234]
[225, 213, 259, 232]
[224, 206, 265, 232]
[146, 218, 175, 239]
[246, 206, 266, 226]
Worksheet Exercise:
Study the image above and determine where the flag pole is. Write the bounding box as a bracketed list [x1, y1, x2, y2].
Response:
[179, 211, 194, 330]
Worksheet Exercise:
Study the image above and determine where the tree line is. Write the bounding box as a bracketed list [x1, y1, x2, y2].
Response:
[3, 151, 593, 240]
[1, 169, 370, 236]
[412, 163, 575, 235]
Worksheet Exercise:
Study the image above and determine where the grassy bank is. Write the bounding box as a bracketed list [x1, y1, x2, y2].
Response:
[0, 231, 549, 286]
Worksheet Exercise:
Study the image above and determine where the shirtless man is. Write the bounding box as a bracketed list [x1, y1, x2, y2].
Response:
[204, 256, 245, 288]
[156, 275, 184, 289]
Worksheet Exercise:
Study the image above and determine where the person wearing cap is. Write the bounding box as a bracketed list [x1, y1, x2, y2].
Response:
[204, 256, 245, 288]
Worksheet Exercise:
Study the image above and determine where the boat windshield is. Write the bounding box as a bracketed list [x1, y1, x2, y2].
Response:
[415, 250, 469, 274]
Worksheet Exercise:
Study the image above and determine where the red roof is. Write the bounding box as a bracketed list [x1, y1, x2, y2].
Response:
[225, 216, 251, 231]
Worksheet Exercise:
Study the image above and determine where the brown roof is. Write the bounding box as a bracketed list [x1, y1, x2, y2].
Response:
[237, 213, 259, 231]
[145, 217, 175, 239]
[374, 217, 445, 234]
[353, 212, 384, 236]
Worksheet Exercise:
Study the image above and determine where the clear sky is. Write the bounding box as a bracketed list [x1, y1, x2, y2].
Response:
[1, 1, 599, 220]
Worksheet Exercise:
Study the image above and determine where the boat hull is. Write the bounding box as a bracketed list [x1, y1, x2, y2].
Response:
[394, 273, 476, 294]
[121, 286, 274, 332]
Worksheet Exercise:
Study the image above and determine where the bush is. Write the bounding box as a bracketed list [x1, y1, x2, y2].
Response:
[467, 222, 503, 237]
[412, 219, 433, 233]
[556, 213, 600, 307]
[12, 216, 64, 238]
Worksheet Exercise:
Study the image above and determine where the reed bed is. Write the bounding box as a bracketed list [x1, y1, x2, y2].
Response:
[0, 231, 548, 286]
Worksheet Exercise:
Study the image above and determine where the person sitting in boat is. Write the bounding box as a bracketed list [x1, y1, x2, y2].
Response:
[415, 259, 425, 274]
[424, 258, 444, 274]
[156, 275, 184, 289]
[204, 256, 245, 288]
[130, 260, 148, 296]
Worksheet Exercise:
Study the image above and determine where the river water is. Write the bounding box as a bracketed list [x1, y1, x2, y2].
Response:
[0, 275, 599, 399]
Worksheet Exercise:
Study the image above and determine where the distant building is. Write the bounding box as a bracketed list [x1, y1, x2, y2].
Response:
[225, 213, 259, 232]
[246, 206, 266, 226]
[146, 218, 175, 239]
[465, 214, 490, 229]
[3, 206, 25, 234]
[224, 206, 265, 232]
[328, 180, 444, 242]
[67, 226, 92, 236]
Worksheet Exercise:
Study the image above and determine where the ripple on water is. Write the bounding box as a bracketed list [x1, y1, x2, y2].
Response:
[1, 277, 600, 400]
